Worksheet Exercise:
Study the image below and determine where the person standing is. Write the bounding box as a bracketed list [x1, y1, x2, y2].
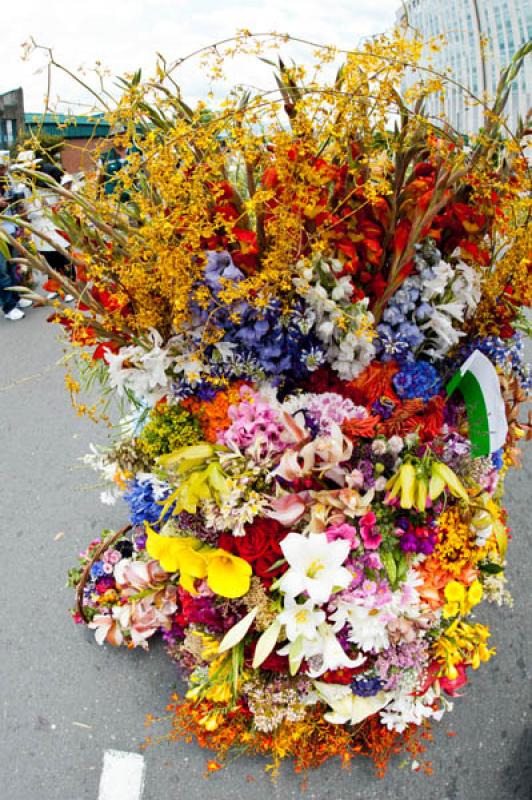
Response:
[23, 159, 75, 302]
[0, 157, 32, 321]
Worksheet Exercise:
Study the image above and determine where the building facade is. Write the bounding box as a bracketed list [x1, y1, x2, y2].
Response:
[24, 113, 111, 172]
[397, 0, 532, 134]
[0, 87, 112, 170]
[0, 88, 25, 151]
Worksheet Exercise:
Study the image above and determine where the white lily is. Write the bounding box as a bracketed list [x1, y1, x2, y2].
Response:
[277, 621, 363, 677]
[277, 595, 325, 643]
[304, 623, 365, 678]
[105, 329, 173, 404]
[278, 531, 352, 604]
[314, 681, 390, 725]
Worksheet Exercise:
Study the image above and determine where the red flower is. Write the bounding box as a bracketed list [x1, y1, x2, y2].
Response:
[319, 662, 368, 684]
[218, 517, 287, 587]
[93, 341, 120, 362]
[90, 284, 126, 313]
[245, 643, 289, 673]
[392, 219, 412, 256]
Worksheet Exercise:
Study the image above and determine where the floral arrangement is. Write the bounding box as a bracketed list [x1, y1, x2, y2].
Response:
[7, 32, 532, 775]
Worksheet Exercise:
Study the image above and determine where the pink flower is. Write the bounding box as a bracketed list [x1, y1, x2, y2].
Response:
[103, 548, 122, 565]
[221, 388, 286, 454]
[267, 492, 308, 526]
[325, 522, 360, 549]
[359, 511, 382, 550]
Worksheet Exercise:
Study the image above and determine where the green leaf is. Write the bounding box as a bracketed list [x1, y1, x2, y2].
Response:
[0, 235, 10, 261]
[252, 619, 282, 669]
[396, 553, 408, 583]
[479, 562, 504, 575]
[218, 608, 257, 654]
[380, 551, 397, 586]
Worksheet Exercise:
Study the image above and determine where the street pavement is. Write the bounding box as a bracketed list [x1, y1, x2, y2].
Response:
[1, 299, 531, 800]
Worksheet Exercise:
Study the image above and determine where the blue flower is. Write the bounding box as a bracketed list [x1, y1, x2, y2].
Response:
[491, 448, 504, 470]
[393, 360, 442, 401]
[382, 306, 404, 326]
[124, 478, 170, 526]
[90, 560, 106, 580]
[351, 677, 384, 697]
[415, 303, 433, 322]
[375, 323, 411, 361]
[397, 322, 424, 349]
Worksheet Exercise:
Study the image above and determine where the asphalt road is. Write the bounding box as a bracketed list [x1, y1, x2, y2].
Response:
[1, 299, 531, 800]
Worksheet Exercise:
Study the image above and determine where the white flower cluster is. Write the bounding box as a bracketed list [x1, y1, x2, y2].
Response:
[105, 329, 173, 404]
[379, 687, 448, 733]
[419, 255, 481, 359]
[294, 257, 376, 380]
[81, 443, 123, 505]
[105, 329, 207, 406]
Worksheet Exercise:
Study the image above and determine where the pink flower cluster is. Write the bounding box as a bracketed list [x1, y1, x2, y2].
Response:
[220, 388, 287, 454]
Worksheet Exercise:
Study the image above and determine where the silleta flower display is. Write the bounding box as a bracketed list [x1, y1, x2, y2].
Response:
[7, 32, 531, 775]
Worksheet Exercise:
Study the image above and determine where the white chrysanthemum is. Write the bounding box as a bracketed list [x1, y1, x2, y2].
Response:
[330, 601, 390, 653]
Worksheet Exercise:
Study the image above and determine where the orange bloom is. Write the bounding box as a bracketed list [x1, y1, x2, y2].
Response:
[417, 556, 479, 609]
[182, 381, 247, 442]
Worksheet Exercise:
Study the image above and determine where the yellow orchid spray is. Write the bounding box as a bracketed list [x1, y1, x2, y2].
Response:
[158, 443, 232, 517]
[433, 619, 495, 679]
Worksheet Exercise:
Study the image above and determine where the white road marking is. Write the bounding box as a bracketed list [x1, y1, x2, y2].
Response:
[98, 750, 145, 800]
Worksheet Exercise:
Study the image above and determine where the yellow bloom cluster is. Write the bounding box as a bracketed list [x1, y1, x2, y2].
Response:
[52, 31, 452, 339]
[442, 579, 483, 618]
[471, 212, 532, 338]
[433, 507, 490, 576]
[433, 619, 495, 679]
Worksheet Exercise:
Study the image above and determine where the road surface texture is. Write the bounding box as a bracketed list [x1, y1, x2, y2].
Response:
[1, 300, 531, 800]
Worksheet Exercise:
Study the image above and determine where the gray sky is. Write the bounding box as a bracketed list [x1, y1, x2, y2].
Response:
[3, 0, 401, 113]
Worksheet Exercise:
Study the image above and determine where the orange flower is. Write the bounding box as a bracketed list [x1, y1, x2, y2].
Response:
[183, 381, 247, 442]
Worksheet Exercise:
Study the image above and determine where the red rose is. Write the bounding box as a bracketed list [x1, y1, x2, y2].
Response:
[219, 517, 287, 586]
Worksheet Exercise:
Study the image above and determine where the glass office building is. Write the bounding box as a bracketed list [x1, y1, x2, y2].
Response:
[397, 0, 532, 134]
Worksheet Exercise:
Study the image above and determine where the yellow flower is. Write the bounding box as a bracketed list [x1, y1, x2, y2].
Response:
[145, 526, 207, 593]
[442, 579, 483, 619]
[145, 525, 252, 598]
[444, 581, 465, 603]
[177, 547, 209, 594]
[159, 457, 231, 517]
[199, 712, 224, 731]
[467, 580, 483, 607]
[432, 619, 495, 677]
[442, 580, 466, 618]
[206, 550, 252, 598]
